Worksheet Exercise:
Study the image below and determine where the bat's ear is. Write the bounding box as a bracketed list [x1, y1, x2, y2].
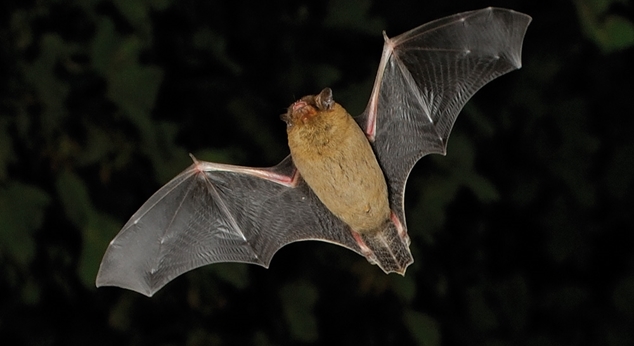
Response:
[315, 88, 334, 111]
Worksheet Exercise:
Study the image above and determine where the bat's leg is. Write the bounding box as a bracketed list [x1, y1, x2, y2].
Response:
[390, 211, 410, 246]
[351, 231, 378, 265]
[351, 216, 413, 274]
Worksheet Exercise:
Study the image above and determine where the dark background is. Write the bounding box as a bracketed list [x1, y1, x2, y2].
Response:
[1, 0, 633, 345]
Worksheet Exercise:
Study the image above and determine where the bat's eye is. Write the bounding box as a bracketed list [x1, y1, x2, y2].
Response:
[315, 88, 334, 111]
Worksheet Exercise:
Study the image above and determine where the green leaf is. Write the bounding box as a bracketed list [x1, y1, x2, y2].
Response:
[575, 0, 634, 52]
[252, 331, 274, 346]
[77, 124, 114, 165]
[108, 294, 135, 331]
[23, 34, 70, 133]
[493, 276, 529, 332]
[210, 263, 250, 289]
[404, 310, 441, 346]
[113, 0, 174, 31]
[411, 175, 459, 237]
[0, 182, 50, 266]
[312, 64, 342, 89]
[280, 280, 318, 342]
[91, 18, 119, 74]
[602, 15, 634, 51]
[0, 118, 15, 181]
[186, 328, 221, 346]
[391, 274, 417, 303]
[21, 278, 41, 305]
[604, 143, 634, 199]
[78, 211, 121, 288]
[226, 98, 284, 162]
[55, 170, 93, 228]
[112, 0, 150, 34]
[465, 173, 500, 203]
[192, 27, 242, 75]
[55, 170, 121, 287]
[92, 18, 164, 118]
[323, 0, 384, 34]
[612, 275, 634, 317]
[108, 64, 163, 116]
[466, 285, 499, 332]
[148, 0, 172, 11]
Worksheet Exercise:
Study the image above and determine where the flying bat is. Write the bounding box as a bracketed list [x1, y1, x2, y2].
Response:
[96, 7, 531, 297]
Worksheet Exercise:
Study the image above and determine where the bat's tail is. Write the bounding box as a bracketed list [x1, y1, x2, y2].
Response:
[355, 217, 413, 275]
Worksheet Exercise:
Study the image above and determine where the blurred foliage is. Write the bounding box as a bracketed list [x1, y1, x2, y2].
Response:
[574, 0, 634, 52]
[0, 0, 633, 345]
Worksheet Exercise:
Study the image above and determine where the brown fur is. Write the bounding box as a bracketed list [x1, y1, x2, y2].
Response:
[286, 101, 390, 234]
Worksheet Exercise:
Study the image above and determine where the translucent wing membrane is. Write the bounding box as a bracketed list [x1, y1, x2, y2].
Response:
[358, 7, 531, 234]
[96, 157, 362, 296]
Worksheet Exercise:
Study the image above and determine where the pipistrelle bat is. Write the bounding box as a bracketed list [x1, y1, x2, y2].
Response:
[96, 7, 531, 297]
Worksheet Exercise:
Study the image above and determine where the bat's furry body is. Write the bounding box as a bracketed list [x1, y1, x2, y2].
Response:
[285, 89, 391, 235]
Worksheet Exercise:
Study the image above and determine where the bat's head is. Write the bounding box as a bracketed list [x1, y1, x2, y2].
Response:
[281, 88, 339, 128]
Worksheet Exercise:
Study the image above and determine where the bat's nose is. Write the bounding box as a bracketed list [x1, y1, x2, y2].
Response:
[292, 100, 308, 111]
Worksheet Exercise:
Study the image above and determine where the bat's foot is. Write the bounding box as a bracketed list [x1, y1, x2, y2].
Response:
[351, 214, 413, 275]
[390, 211, 411, 247]
[351, 231, 379, 265]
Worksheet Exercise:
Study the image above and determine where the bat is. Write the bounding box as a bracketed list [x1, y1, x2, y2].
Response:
[96, 7, 531, 297]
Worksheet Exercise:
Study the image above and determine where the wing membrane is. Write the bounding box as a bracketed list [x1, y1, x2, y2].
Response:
[358, 7, 531, 229]
[96, 157, 361, 296]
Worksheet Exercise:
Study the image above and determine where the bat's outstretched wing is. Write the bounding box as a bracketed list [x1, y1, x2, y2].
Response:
[357, 7, 531, 233]
[96, 156, 361, 296]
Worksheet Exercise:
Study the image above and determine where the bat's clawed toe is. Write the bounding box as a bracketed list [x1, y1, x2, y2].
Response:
[390, 211, 410, 247]
[351, 231, 378, 265]
[350, 219, 413, 275]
